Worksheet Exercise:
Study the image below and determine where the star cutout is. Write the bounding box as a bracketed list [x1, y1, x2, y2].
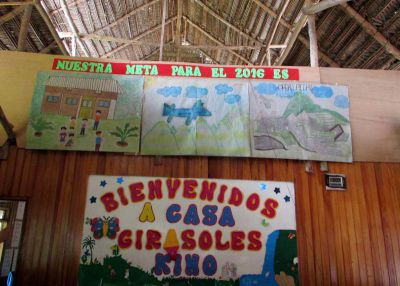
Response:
[274, 187, 281, 194]
[116, 177, 124, 184]
[259, 183, 267, 190]
[100, 180, 107, 187]
[284, 195, 291, 202]
[89, 196, 97, 204]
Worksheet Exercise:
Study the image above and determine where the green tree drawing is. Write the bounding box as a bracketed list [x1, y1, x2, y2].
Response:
[30, 117, 54, 137]
[110, 123, 138, 147]
[82, 236, 96, 264]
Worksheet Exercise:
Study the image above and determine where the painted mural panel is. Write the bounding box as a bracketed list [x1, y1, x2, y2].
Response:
[26, 71, 144, 152]
[250, 81, 352, 162]
[79, 176, 298, 286]
[141, 77, 250, 156]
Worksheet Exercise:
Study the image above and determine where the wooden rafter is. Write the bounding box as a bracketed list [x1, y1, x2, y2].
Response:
[58, 32, 269, 49]
[0, 5, 25, 26]
[340, 3, 400, 60]
[252, 0, 339, 67]
[159, 0, 167, 61]
[0, 1, 33, 6]
[17, 4, 33, 51]
[101, 17, 176, 58]
[34, 1, 69, 55]
[303, 0, 352, 14]
[59, 0, 88, 57]
[184, 16, 252, 65]
[39, 41, 56, 53]
[261, 0, 290, 65]
[274, 14, 307, 65]
[175, 0, 182, 61]
[193, 0, 263, 46]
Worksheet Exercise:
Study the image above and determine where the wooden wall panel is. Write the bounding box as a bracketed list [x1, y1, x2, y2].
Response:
[0, 147, 400, 285]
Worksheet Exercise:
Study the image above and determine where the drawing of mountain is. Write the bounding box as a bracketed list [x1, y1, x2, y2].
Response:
[141, 106, 250, 156]
[283, 93, 349, 124]
[141, 121, 180, 154]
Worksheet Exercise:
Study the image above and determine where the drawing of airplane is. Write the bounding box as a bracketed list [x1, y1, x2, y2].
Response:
[162, 100, 212, 125]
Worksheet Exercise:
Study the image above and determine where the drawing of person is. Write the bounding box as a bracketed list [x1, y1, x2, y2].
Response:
[65, 133, 75, 147]
[80, 118, 88, 136]
[59, 127, 67, 143]
[93, 110, 101, 130]
[95, 131, 102, 151]
[69, 116, 76, 130]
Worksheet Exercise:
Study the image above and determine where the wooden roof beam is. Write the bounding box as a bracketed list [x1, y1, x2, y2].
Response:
[175, 0, 182, 61]
[101, 17, 176, 58]
[274, 14, 307, 65]
[34, 1, 69, 55]
[0, 5, 25, 25]
[184, 16, 252, 65]
[261, 0, 290, 65]
[39, 40, 57, 53]
[303, 0, 352, 14]
[0, 1, 33, 6]
[17, 4, 33, 51]
[91, 0, 161, 37]
[340, 3, 400, 60]
[159, 0, 167, 61]
[59, 32, 268, 49]
[193, 0, 263, 46]
[59, 0, 89, 57]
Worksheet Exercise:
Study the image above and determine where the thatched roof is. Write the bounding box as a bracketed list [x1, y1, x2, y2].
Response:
[0, 0, 399, 70]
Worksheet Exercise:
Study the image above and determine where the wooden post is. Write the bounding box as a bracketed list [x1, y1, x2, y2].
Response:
[307, 14, 319, 67]
[17, 4, 33, 51]
[159, 0, 168, 61]
[175, 0, 182, 61]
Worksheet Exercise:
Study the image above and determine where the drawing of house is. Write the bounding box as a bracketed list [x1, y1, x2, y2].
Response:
[40, 76, 123, 119]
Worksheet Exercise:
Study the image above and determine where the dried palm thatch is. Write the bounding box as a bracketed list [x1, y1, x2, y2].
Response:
[0, 0, 399, 70]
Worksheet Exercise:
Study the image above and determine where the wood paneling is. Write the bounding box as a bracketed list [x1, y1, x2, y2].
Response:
[1, 147, 400, 285]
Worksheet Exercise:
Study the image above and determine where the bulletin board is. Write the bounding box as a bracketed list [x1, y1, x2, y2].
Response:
[79, 176, 298, 285]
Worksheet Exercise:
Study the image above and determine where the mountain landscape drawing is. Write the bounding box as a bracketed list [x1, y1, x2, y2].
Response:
[251, 83, 352, 162]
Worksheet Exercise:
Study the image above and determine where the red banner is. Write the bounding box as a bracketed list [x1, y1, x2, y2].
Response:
[52, 58, 299, 80]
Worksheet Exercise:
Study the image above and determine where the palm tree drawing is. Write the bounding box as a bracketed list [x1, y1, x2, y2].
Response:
[82, 236, 96, 264]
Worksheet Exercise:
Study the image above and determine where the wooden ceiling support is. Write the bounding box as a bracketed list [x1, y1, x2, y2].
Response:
[193, 0, 263, 47]
[59, 0, 89, 57]
[303, 0, 352, 14]
[0, 6, 25, 25]
[0, 1, 34, 6]
[175, 0, 182, 61]
[340, 3, 400, 61]
[274, 14, 307, 65]
[261, 0, 290, 65]
[101, 17, 176, 58]
[17, 4, 33, 51]
[34, 1, 69, 55]
[307, 13, 319, 67]
[39, 40, 56, 53]
[159, 0, 168, 61]
[183, 16, 252, 65]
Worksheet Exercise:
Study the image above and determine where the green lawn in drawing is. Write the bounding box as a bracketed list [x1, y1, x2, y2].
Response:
[26, 71, 143, 153]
